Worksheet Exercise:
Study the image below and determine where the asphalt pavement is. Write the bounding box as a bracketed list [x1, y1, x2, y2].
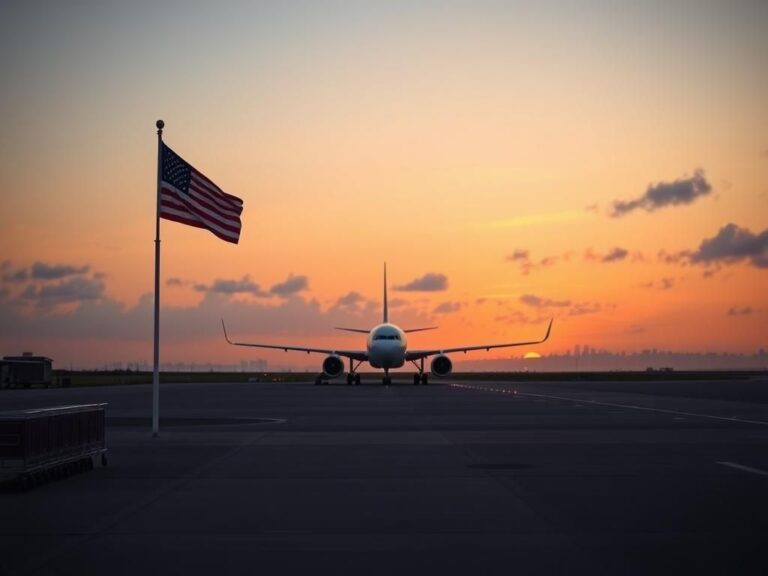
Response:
[2, 376, 767, 575]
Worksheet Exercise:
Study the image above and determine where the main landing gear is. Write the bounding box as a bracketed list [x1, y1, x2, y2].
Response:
[346, 372, 362, 386]
[409, 358, 428, 385]
[347, 359, 363, 386]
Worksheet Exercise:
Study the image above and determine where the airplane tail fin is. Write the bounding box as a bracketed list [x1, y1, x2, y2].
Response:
[383, 262, 388, 324]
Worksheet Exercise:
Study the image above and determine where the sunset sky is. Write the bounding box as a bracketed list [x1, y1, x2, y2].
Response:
[1, 0, 767, 369]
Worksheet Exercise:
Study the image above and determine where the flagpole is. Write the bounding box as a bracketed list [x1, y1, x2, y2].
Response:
[152, 119, 164, 437]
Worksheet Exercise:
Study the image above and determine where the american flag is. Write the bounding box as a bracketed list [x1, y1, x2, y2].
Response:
[159, 143, 243, 244]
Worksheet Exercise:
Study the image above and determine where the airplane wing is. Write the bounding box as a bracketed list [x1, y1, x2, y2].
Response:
[222, 321, 368, 361]
[405, 319, 552, 361]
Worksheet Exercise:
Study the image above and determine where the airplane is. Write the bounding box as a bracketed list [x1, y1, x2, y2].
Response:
[222, 265, 552, 386]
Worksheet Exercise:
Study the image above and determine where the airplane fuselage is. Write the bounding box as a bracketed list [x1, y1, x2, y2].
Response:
[366, 323, 407, 369]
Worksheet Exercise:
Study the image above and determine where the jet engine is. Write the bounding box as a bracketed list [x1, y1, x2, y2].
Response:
[430, 354, 453, 377]
[322, 355, 344, 378]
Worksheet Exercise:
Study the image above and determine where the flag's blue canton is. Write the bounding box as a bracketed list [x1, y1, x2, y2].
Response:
[161, 143, 191, 192]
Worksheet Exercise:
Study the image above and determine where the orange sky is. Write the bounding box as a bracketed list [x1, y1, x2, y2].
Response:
[1, 1, 767, 369]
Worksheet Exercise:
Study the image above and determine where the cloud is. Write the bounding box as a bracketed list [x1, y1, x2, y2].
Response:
[334, 291, 365, 308]
[193, 275, 271, 297]
[388, 298, 408, 309]
[270, 274, 309, 296]
[433, 301, 462, 314]
[173, 274, 313, 297]
[568, 302, 602, 316]
[584, 247, 635, 263]
[0, 289, 432, 349]
[601, 247, 629, 262]
[395, 273, 448, 292]
[642, 277, 675, 290]
[507, 250, 574, 275]
[517, 294, 603, 317]
[2, 261, 92, 285]
[689, 223, 768, 268]
[519, 294, 571, 308]
[611, 169, 712, 217]
[2, 268, 29, 283]
[506, 249, 529, 262]
[657, 250, 689, 264]
[21, 277, 105, 306]
[727, 306, 753, 316]
[31, 262, 90, 280]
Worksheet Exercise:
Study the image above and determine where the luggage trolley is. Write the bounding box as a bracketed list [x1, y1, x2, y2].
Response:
[0, 404, 108, 489]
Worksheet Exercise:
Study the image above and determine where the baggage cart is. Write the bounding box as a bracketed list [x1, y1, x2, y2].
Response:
[0, 404, 108, 488]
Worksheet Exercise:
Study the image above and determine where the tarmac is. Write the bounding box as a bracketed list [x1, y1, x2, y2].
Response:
[2, 375, 768, 575]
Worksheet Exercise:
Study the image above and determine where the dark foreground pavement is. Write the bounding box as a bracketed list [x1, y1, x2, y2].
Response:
[2, 376, 767, 575]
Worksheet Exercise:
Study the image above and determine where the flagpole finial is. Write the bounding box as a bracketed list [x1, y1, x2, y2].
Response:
[156, 119, 164, 134]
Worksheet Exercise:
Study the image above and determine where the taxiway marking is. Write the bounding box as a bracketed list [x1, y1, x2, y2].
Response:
[448, 383, 768, 427]
[716, 461, 768, 477]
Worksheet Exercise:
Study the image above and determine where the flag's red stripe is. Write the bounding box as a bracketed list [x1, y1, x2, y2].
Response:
[160, 184, 242, 235]
[175, 194, 242, 234]
[190, 171, 243, 213]
[160, 212, 239, 244]
[162, 182, 241, 227]
[187, 181, 243, 221]
[160, 204, 240, 243]
[160, 190, 241, 240]
[191, 168, 244, 206]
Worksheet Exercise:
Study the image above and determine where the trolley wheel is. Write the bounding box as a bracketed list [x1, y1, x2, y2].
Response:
[101, 454, 108, 467]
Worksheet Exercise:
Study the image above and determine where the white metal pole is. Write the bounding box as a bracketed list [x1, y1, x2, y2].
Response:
[152, 119, 164, 437]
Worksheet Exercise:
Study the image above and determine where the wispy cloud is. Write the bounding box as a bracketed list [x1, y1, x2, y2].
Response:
[194, 275, 272, 297]
[641, 277, 675, 290]
[727, 306, 754, 316]
[568, 302, 602, 316]
[506, 249, 529, 262]
[31, 262, 90, 280]
[2, 268, 28, 283]
[2, 261, 90, 283]
[270, 274, 309, 296]
[21, 277, 105, 307]
[433, 301, 462, 314]
[506, 250, 574, 275]
[519, 294, 571, 308]
[601, 247, 629, 262]
[395, 273, 448, 292]
[611, 169, 712, 217]
[334, 291, 365, 308]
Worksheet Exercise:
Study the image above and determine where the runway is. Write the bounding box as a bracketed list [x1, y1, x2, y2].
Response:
[2, 376, 767, 575]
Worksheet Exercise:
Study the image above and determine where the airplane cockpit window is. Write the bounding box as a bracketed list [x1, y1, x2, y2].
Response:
[373, 333, 401, 341]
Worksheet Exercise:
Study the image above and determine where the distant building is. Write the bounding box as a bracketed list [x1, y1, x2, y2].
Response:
[1, 353, 53, 388]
